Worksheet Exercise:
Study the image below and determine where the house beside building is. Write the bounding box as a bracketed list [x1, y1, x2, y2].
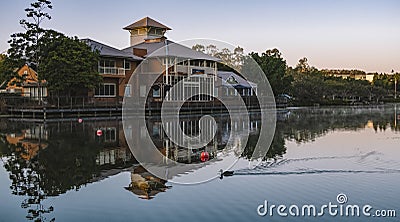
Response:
[5, 64, 47, 100]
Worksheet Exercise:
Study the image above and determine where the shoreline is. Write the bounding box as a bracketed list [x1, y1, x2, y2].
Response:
[1, 103, 398, 122]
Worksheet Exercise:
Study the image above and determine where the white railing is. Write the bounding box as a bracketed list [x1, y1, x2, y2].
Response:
[99, 67, 125, 75]
[176, 65, 215, 75]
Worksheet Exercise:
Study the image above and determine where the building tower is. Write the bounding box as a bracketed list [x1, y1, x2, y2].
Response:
[123, 17, 171, 46]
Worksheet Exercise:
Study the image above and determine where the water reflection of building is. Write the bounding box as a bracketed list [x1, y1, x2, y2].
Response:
[6, 125, 48, 160]
[126, 114, 261, 166]
[125, 166, 170, 200]
[89, 120, 136, 169]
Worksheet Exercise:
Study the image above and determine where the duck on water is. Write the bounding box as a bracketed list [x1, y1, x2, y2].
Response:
[219, 169, 234, 179]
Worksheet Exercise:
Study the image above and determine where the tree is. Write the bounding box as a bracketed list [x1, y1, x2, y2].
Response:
[192, 44, 245, 71]
[38, 31, 102, 97]
[5, 0, 52, 103]
[6, 0, 101, 99]
[249, 49, 291, 95]
[7, 0, 52, 75]
[191, 44, 205, 53]
[295, 57, 310, 73]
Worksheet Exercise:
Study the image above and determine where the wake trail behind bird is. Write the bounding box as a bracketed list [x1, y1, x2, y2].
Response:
[232, 151, 400, 177]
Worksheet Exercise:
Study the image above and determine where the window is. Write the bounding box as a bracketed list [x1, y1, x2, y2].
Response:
[138, 28, 146, 35]
[99, 60, 115, 67]
[192, 69, 205, 74]
[227, 76, 238, 84]
[103, 127, 116, 142]
[99, 60, 116, 74]
[95, 83, 116, 97]
[162, 57, 174, 66]
[124, 61, 131, 70]
[153, 86, 160, 98]
[140, 85, 147, 97]
[149, 28, 157, 35]
[124, 84, 131, 97]
[152, 123, 161, 137]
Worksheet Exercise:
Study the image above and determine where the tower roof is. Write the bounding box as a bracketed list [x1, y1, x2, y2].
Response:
[123, 17, 171, 30]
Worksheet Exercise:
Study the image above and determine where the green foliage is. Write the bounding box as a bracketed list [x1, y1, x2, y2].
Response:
[7, 0, 53, 72]
[0, 54, 24, 85]
[249, 49, 292, 95]
[38, 31, 102, 95]
[373, 73, 399, 93]
[6, 0, 102, 96]
[192, 44, 244, 71]
[287, 58, 389, 105]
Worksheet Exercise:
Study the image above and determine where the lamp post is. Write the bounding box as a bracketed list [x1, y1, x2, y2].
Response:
[392, 70, 397, 99]
[395, 75, 397, 100]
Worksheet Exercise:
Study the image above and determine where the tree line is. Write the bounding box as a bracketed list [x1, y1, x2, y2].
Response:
[192, 44, 399, 105]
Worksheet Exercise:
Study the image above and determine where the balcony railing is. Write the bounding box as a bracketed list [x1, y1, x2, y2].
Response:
[175, 65, 215, 75]
[99, 67, 125, 75]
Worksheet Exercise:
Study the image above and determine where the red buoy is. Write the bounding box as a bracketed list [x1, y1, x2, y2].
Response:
[96, 129, 103, 137]
[200, 151, 209, 162]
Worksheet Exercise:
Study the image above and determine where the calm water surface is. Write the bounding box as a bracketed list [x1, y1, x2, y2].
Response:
[1, 105, 399, 221]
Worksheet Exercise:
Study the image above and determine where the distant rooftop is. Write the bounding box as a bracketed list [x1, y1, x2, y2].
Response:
[123, 17, 171, 30]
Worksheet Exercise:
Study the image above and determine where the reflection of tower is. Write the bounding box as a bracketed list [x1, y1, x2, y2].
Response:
[125, 166, 170, 200]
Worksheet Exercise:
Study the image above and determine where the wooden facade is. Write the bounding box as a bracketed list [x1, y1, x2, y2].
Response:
[6, 64, 47, 100]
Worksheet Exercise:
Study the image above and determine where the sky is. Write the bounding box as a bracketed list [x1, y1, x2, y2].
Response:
[0, 0, 399, 73]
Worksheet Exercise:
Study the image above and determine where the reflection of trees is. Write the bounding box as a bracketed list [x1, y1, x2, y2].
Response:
[32, 131, 102, 195]
[280, 106, 400, 143]
[0, 120, 132, 221]
[2, 136, 55, 222]
[242, 106, 400, 161]
[242, 126, 287, 161]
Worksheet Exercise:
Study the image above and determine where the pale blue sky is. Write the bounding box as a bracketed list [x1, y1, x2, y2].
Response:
[1, 0, 399, 72]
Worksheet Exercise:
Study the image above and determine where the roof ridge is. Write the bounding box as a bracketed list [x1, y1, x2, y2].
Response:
[123, 17, 171, 30]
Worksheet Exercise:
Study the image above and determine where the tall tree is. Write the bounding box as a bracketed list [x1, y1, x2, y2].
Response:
[8, 0, 52, 72]
[6, 0, 53, 102]
[6, 0, 102, 99]
[39, 31, 102, 97]
[249, 49, 291, 95]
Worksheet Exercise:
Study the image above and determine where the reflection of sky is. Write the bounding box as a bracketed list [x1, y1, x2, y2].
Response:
[1, 0, 400, 72]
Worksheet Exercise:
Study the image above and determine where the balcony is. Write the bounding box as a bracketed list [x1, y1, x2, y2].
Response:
[175, 65, 216, 75]
[99, 67, 125, 75]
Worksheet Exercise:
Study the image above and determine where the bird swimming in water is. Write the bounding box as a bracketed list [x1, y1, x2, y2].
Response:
[219, 169, 234, 179]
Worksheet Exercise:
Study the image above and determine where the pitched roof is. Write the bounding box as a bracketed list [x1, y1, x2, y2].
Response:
[218, 71, 257, 88]
[82, 38, 143, 61]
[123, 17, 171, 30]
[123, 40, 220, 61]
[7, 64, 46, 89]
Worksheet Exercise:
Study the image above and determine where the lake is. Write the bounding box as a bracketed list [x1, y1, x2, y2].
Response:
[1, 105, 399, 221]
